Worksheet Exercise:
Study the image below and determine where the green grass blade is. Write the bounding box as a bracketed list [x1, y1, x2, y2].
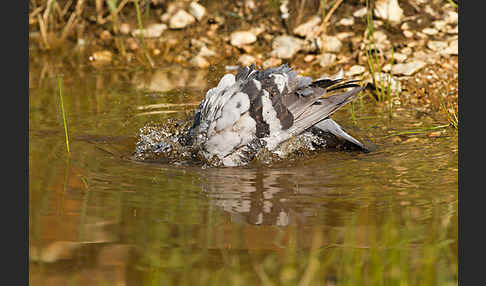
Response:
[58, 75, 70, 153]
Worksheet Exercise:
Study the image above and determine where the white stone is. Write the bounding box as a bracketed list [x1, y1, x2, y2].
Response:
[189, 2, 206, 21]
[323, 36, 342, 53]
[353, 7, 367, 18]
[304, 55, 315, 62]
[447, 25, 458, 35]
[338, 17, 354, 26]
[442, 39, 458, 55]
[427, 40, 448, 52]
[374, 0, 404, 24]
[432, 20, 447, 32]
[199, 45, 216, 57]
[345, 65, 366, 77]
[270, 35, 305, 59]
[119, 23, 131, 35]
[293, 16, 321, 38]
[190, 55, 210, 68]
[319, 53, 336, 67]
[238, 54, 256, 66]
[392, 52, 407, 62]
[169, 10, 195, 29]
[131, 23, 167, 38]
[422, 28, 438, 36]
[280, 0, 289, 19]
[391, 61, 426, 76]
[400, 47, 412, 55]
[336, 32, 354, 40]
[262, 58, 282, 68]
[230, 31, 257, 47]
[403, 30, 413, 38]
[445, 11, 458, 25]
[373, 30, 388, 44]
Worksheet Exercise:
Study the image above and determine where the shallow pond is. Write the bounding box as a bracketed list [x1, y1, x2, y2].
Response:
[29, 64, 457, 285]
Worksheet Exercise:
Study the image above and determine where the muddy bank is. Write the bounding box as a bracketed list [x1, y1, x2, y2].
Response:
[29, 0, 458, 126]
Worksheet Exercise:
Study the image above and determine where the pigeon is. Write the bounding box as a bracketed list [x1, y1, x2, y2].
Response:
[186, 63, 369, 166]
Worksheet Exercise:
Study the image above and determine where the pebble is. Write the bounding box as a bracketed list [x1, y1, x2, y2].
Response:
[270, 35, 305, 59]
[293, 16, 321, 38]
[230, 31, 257, 47]
[353, 7, 367, 18]
[413, 50, 435, 63]
[392, 52, 407, 62]
[442, 39, 458, 55]
[374, 0, 404, 24]
[245, 0, 256, 10]
[319, 53, 337, 67]
[100, 30, 112, 41]
[336, 32, 354, 40]
[126, 38, 139, 50]
[280, 0, 290, 19]
[422, 28, 438, 36]
[323, 36, 342, 53]
[89, 50, 113, 63]
[432, 20, 447, 32]
[403, 30, 414, 38]
[391, 136, 402, 144]
[238, 54, 256, 66]
[240, 45, 254, 53]
[262, 58, 282, 68]
[199, 45, 216, 57]
[304, 54, 315, 63]
[448, 25, 458, 35]
[403, 137, 419, 143]
[400, 47, 412, 55]
[445, 11, 458, 25]
[373, 30, 388, 45]
[302, 38, 322, 53]
[190, 55, 210, 68]
[161, 2, 180, 22]
[424, 5, 438, 17]
[345, 65, 365, 77]
[427, 40, 448, 52]
[169, 10, 195, 29]
[428, 131, 442, 138]
[189, 2, 206, 21]
[391, 61, 426, 76]
[338, 17, 354, 26]
[119, 23, 131, 35]
[131, 23, 167, 38]
[373, 20, 384, 28]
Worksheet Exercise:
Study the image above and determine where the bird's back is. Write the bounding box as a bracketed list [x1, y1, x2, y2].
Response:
[190, 64, 365, 166]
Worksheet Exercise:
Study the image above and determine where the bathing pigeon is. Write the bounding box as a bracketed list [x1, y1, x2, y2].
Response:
[187, 64, 369, 166]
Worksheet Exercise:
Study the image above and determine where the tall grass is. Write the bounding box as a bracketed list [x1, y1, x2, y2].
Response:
[364, 0, 395, 116]
[440, 95, 458, 129]
[134, 0, 155, 68]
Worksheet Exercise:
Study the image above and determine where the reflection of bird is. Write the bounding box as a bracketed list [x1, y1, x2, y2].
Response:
[188, 64, 369, 166]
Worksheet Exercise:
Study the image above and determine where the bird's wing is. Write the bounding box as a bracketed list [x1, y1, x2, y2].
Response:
[287, 83, 364, 136]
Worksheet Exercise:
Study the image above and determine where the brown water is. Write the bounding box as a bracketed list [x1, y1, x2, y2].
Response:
[29, 65, 457, 285]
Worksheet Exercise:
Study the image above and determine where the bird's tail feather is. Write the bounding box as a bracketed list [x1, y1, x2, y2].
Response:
[314, 118, 369, 152]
